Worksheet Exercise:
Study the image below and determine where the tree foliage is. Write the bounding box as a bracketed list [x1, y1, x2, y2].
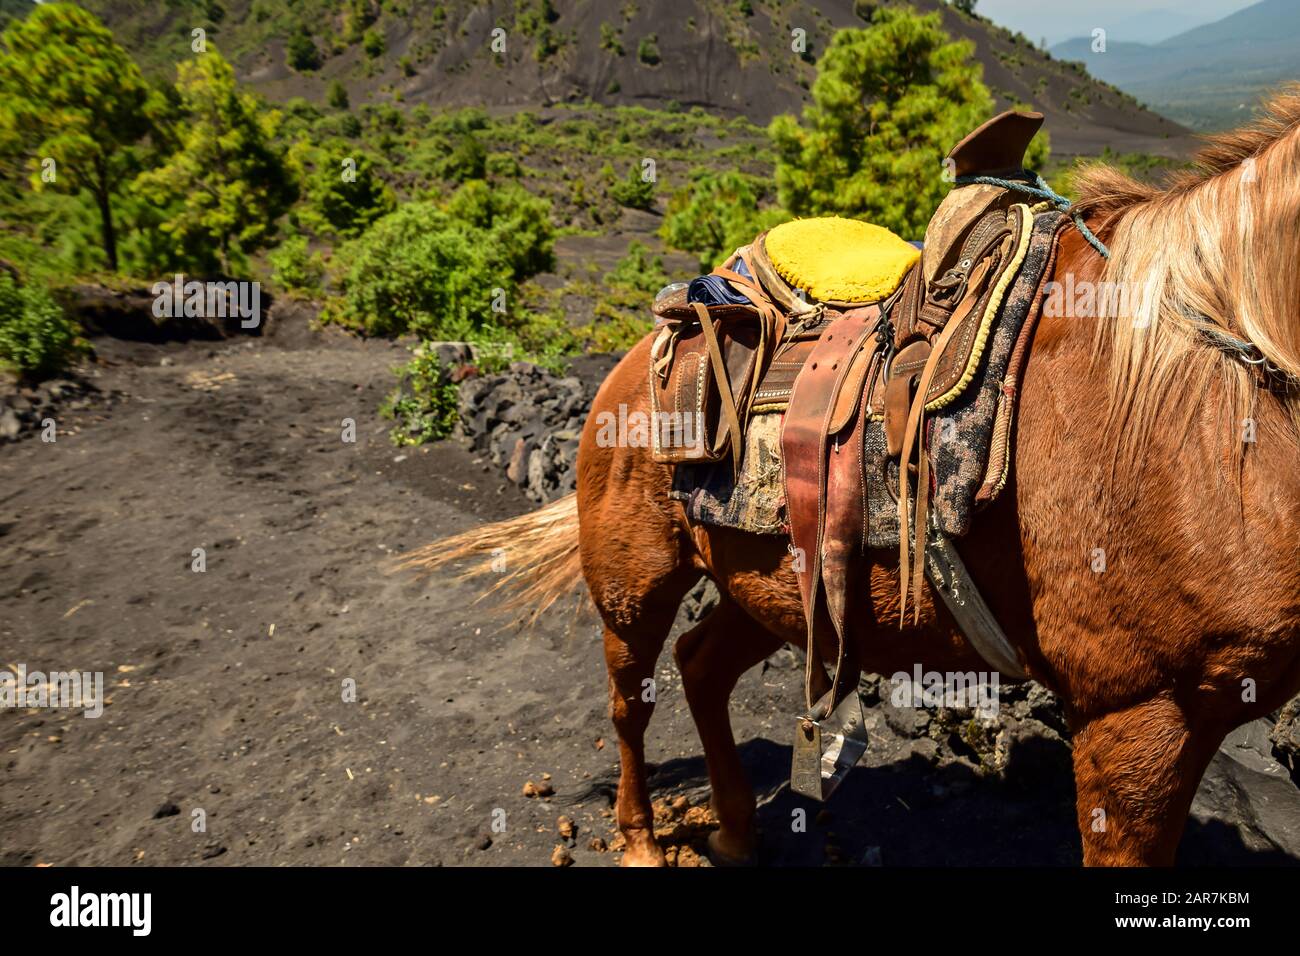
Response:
[661, 169, 787, 271]
[768, 6, 994, 236]
[293, 145, 395, 239]
[0, 0, 33, 32]
[0, 3, 156, 271]
[133, 50, 298, 273]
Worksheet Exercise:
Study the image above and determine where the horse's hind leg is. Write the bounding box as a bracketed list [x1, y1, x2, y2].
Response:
[1071, 696, 1223, 865]
[589, 528, 696, 866]
[674, 594, 784, 865]
[600, 602, 680, 866]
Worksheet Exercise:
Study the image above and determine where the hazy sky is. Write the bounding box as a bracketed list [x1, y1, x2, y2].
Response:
[977, 0, 1261, 45]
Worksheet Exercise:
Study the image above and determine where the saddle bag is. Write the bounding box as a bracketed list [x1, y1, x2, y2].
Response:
[648, 287, 766, 465]
[648, 257, 789, 468]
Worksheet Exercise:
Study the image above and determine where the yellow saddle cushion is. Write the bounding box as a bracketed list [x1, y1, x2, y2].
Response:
[763, 217, 920, 304]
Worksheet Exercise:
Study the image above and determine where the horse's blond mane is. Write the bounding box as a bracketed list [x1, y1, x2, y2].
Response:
[1069, 86, 1300, 464]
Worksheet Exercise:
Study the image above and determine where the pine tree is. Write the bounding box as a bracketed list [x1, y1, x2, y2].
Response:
[0, 3, 155, 271]
[768, 6, 995, 237]
[134, 51, 298, 274]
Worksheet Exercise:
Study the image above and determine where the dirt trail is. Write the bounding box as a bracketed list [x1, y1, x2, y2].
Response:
[0, 315, 1292, 866]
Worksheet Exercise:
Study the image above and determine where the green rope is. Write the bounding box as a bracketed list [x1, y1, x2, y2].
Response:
[955, 172, 1111, 259]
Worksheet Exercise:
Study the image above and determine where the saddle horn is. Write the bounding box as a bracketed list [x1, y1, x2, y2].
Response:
[947, 110, 1044, 179]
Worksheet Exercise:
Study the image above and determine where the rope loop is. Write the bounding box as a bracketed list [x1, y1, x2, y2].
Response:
[954, 171, 1112, 260]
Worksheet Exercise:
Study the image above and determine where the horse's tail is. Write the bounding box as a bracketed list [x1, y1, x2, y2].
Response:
[393, 493, 586, 627]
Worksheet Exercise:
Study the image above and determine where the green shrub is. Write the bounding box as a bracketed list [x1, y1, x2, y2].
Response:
[661, 169, 786, 270]
[0, 274, 82, 380]
[637, 35, 660, 65]
[268, 235, 325, 293]
[287, 30, 322, 71]
[485, 152, 522, 178]
[318, 111, 362, 138]
[335, 196, 543, 338]
[279, 97, 323, 130]
[326, 80, 349, 110]
[605, 240, 668, 295]
[362, 28, 385, 59]
[367, 103, 406, 133]
[600, 23, 623, 55]
[437, 134, 487, 182]
[586, 308, 652, 354]
[332, 200, 513, 338]
[331, 182, 556, 344]
[516, 0, 560, 61]
[610, 163, 657, 210]
[381, 346, 460, 446]
[342, 0, 376, 41]
[443, 179, 555, 279]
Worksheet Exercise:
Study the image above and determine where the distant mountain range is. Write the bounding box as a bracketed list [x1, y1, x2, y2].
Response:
[1051, 0, 1300, 130]
[1096, 8, 1207, 45]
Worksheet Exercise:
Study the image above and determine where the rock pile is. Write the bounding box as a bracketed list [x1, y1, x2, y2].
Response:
[0, 376, 105, 445]
[1271, 695, 1300, 776]
[442, 344, 592, 504]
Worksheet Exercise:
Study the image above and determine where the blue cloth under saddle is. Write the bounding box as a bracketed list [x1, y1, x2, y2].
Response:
[687, 258, 755, 306]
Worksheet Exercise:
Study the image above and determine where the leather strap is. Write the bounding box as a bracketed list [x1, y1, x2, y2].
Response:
[782, 306, 880, 719]
[692, 302, 746, 474]
[677, 252, 790, 473]
[828, 338, 877, 434]
[883, 340, 931, 457]
[723, 251, 790, 353]
[897, 259, 991, 623]
[820, 340, 877, 670]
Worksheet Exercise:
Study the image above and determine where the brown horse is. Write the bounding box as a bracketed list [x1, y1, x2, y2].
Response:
[405, 92, 1300, 866]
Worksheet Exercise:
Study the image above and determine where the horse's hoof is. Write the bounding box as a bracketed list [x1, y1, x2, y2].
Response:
[619, 844, 668, 867]
[706, 830, 758, 867]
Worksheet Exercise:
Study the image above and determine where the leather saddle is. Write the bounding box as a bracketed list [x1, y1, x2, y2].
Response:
[647, 110, 1048, 799]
